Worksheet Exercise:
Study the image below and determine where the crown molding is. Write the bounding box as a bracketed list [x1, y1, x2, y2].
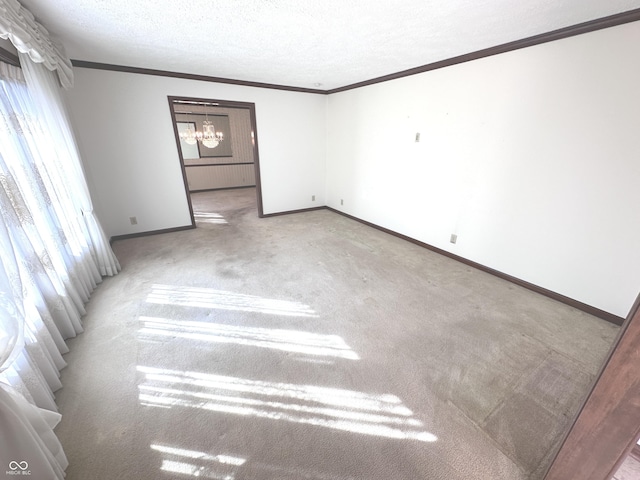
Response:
[73, 9, 640, 95]
[328, 8, 640, 93]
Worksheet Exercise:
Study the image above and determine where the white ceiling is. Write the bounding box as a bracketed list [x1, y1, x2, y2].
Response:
[17, 0, 640, 90]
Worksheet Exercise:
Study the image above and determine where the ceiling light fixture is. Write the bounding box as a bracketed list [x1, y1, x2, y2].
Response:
[179, 110, 224, 148]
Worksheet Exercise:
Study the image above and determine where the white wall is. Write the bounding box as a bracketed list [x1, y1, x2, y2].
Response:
[326, 22, 640, 318]
[64, 69, 327, 236]
[65, 22, 640, 317]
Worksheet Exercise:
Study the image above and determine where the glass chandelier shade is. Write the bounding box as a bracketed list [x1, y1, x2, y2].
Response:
[179, 117, 224, 148]
[202, 120, 223, 148]
[182, 123, 198, 145]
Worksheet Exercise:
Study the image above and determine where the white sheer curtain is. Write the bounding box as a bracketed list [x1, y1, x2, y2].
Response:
[0, 57, 118, 477]
[20, 53, 120, 277]
[0, 208, 67, 478]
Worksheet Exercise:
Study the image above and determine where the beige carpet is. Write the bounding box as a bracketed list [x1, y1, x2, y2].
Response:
[53, 187, 618, 480]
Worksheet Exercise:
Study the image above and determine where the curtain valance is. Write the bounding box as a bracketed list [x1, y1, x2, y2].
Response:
[0, 0, 73, 88]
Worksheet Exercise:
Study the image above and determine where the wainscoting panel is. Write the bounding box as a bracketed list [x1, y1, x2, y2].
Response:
[186, 164, 256, 191]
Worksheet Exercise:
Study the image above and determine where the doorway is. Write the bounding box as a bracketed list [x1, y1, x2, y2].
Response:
[167, 96, 264, 227]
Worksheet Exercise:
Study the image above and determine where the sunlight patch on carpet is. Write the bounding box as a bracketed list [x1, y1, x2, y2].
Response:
[137, 366, 437, 443]
[138, 316, 359, 359]
[147, 284, 318, 317]
[193, 211, 228, 225]
[151, 443, 360, 480]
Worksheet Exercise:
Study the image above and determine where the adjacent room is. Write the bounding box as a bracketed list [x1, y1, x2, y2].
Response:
[1, 1, 640, 479]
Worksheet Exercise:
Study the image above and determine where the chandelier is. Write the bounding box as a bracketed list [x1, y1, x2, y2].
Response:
[180, 114, 224, 148]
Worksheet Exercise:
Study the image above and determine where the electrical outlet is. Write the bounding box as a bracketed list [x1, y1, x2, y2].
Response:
[450, 233, 457, 244]
[341, 199, 344, 206]
[129, 216, 138, 225]
[312, 195, 315, 201]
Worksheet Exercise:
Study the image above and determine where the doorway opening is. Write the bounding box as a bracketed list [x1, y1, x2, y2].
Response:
[167, 96, 264, 228]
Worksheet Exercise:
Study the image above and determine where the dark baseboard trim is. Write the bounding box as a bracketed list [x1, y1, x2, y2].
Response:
[189, 185, 256, 193]
[260, 206, 326, 218]
[107, 203, 624, 325]
[71, 60, 326, 94]
[110, 225, 195, 243]
[327, 8, 640, 94]
[326, 207, 624, 326]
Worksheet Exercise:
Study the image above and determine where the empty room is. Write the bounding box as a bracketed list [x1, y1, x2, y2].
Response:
[1, 1, 640, 479]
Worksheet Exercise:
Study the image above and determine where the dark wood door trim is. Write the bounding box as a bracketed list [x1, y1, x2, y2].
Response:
[544, 293, 640, 480]
[167, 96, 264, 218]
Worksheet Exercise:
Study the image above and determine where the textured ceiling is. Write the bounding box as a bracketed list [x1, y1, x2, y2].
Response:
[17, 0, 640, 90]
